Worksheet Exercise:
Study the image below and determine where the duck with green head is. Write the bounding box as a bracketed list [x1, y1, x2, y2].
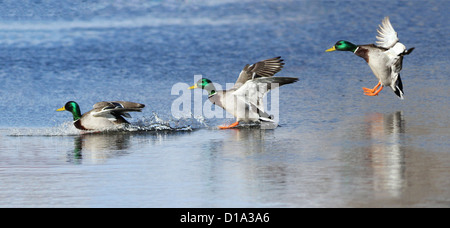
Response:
[326, 17, 414, 99]
[189, 56, 298, 129]
[57, 101, 145, 131]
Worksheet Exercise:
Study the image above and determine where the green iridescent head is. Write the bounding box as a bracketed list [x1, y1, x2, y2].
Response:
[188, 78, 217, 96]
[326, 40, 358, 52]
[56, 101, 82, 121]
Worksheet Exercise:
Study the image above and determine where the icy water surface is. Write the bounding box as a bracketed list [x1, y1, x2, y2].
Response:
[0, 0, 449, 207]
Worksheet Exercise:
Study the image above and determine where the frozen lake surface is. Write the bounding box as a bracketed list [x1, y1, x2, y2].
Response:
[0, 0, 449, 207]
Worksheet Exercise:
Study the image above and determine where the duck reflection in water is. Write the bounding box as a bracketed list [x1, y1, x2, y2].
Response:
[363, 111, 405, 198]
[68, 133, 132, 164]
[228, 128, 271, 155]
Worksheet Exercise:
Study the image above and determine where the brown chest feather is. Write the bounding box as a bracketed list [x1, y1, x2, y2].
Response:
[74, 119, 89, 130]
[354, 46, 370, 63]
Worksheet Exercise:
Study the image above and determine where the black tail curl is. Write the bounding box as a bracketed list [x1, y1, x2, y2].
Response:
[401, 47, 415, 56]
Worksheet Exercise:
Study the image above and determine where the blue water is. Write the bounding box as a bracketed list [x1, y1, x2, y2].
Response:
[0, 0, 449, 207]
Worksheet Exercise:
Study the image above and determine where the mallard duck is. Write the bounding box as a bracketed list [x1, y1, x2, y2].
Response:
[56, 101, 145, 130]
[188, 56, 298, 129]
[326, 16, 414, 99]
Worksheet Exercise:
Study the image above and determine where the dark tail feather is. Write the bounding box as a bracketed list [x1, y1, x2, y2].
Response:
[257, 77, 298, 85]
[255, 77, 299, 90]
[271, 77, 299, 86]
[394, 74, 404, 99]
[401, 47, 415, 56]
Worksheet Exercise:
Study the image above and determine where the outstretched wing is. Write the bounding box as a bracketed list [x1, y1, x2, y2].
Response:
[92, 101, 145, 119]
[233, 77, 298, 114]
[375, 16, 399, 49]
[233, 56, 285, 89]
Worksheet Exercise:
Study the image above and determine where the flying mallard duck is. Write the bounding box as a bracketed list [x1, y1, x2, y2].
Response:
[188, 56, 298, 129]
[326, 16, 414, 99]
[56, 101, 145, 130]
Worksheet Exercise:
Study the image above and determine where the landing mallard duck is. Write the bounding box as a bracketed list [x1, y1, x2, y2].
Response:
[188, 56, 298, 129]
[57, 101, 145, 130]
[326, 16, 414, 99]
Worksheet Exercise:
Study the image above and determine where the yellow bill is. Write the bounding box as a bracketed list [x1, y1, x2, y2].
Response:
[188, 84, 198, 90]
[56, 107, 66, 111]
[325, 46, 336, 52]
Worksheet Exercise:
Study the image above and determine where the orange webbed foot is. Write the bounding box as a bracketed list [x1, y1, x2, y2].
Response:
[363, 87, 375, 92]
[363, 82, 383, 96]
[218, 121, 239, 129]
[363, 86, 383, 96]
[362, 81, 381, 93]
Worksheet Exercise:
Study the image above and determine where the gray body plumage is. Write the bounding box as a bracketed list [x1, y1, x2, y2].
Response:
[356, 17, 414, 99]
[207, 57, 298, 123]
[78, 101, 145, 130]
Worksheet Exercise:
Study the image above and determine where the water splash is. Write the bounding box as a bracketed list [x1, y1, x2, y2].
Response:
[7, 112, 208, 136]
[126, 112, 209, 132]
[8, 121, 80, 136]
